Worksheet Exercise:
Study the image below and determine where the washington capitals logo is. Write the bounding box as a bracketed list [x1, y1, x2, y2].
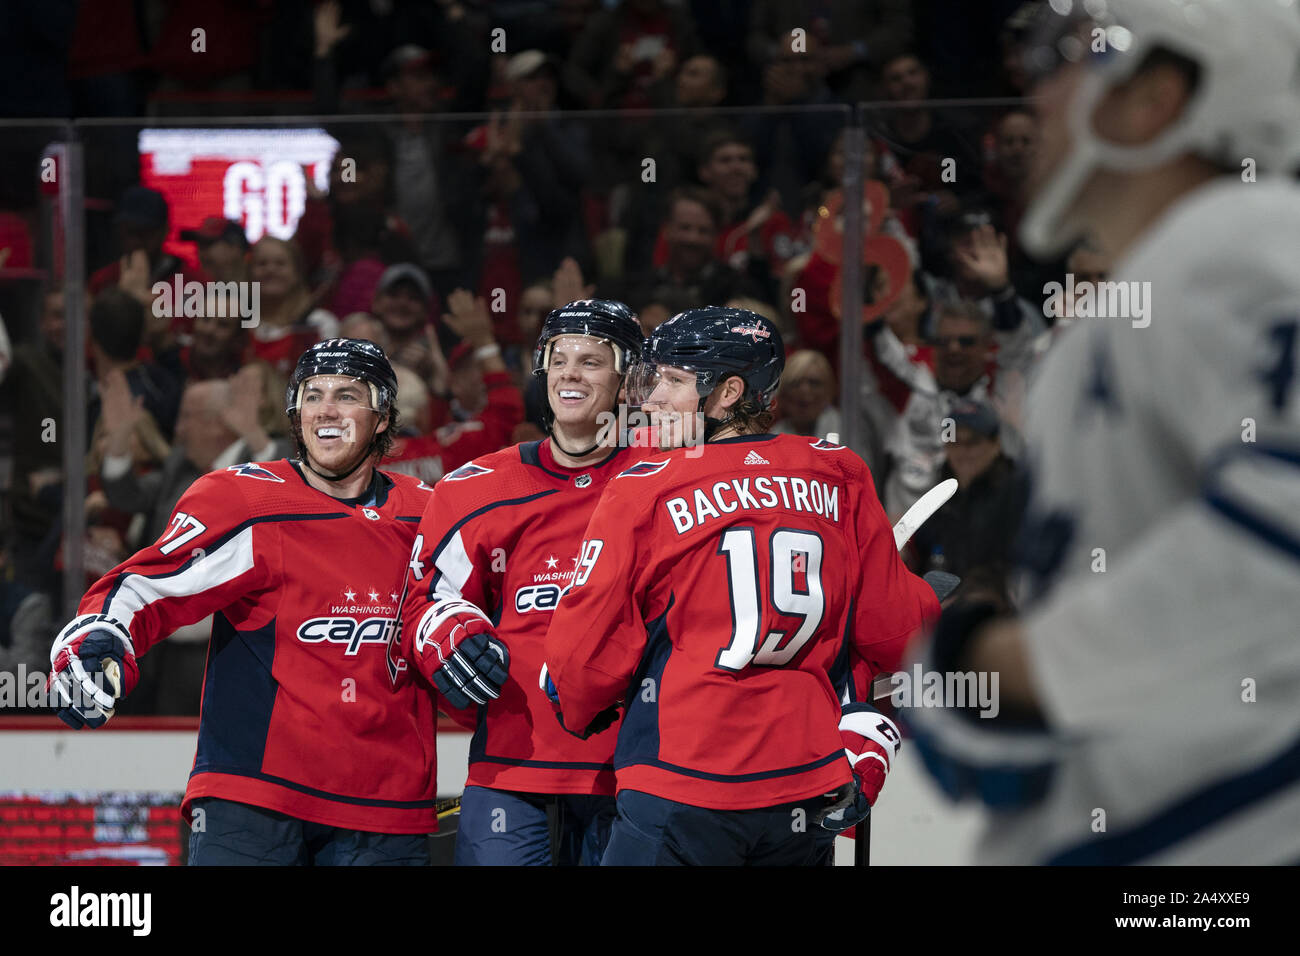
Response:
[228, 462, 285, 482]
[730, 324, 771, 342]
[811, 438, 845, 451]
[445, 463, 494, 481]
[617, 460, 670, 479]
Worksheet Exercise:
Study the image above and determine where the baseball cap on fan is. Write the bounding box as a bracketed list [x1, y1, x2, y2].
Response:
[114, 186, 169, 229]
[948, 399, 1000, 439]
[506, 50, 557, 82]
[180, 217, 249, 250]
[377, 263, 434, 302]
[382, 44, 434, 81]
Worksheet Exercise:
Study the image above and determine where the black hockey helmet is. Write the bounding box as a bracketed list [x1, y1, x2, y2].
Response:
[286, 338, 398, 415]
[632, 306, 785, 411]
[533, 299, 644, 377]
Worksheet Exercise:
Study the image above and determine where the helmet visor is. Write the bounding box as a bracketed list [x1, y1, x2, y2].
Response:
[625, 361, 713, 410]
[289, 374, 384, 415]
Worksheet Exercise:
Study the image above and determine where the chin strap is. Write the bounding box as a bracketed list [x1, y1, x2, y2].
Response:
[699, 396, 735, 443]
[550, 433, 602, 459]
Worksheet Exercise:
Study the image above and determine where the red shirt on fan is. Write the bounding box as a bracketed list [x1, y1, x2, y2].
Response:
[72, 459, 439, 833]
[544, 433, 940, 810]
[398, 438, 653, 796]
[384, 369, 525, 484]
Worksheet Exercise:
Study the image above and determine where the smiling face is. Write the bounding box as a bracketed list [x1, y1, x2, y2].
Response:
[664, 198, 718, 276]
[933, 312, 990, 392]
[636, 363, 726, 448]
[296, 375, 386, 475]
[545, 335, 622, 435]
[372, 281, 428, 337]
[699, 142, 756, 205]
[250, 239, 301, 301]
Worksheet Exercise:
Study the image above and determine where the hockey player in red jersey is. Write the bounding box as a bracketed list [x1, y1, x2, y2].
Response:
[543, 307, 940, 865]
[395, 300, 647, 865]
[47, 339, 487, 865]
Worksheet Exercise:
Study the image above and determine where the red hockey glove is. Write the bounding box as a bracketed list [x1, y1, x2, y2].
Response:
[408, 599, 509, 710]
[815, 702, 901, 831]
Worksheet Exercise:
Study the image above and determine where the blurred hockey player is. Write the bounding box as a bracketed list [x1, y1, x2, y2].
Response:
[47, 339, 472, 865]
[395, 300, 646, 865]
[904, 0, 1300, 863]
[543, 308, 940, 865]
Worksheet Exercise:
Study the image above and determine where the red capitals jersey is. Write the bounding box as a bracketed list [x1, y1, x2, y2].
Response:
[75, 458, 439, 833]
[544, 434, 940, 810]
[399, 439, 651, 796]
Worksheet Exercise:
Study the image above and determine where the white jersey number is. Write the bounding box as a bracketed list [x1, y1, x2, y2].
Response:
[715, 527, 825, 671]
[158, 512, 207, 556]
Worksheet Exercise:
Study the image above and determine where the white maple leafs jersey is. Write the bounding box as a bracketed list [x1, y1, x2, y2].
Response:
[989, 177, 1300, 864]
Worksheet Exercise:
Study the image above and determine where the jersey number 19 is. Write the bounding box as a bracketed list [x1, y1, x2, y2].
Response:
[715, 527, 825, 671]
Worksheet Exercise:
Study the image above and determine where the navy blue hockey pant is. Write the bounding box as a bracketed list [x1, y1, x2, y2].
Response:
[600, 790, 837, 866]
[187, 798, 430, 866]
[454, 785, 615, 866]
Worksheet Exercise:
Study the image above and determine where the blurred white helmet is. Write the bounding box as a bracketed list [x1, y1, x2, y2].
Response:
[1019, 0, 1300, 256]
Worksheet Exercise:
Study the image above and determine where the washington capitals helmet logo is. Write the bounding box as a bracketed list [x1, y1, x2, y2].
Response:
[730, 324, 771, 343]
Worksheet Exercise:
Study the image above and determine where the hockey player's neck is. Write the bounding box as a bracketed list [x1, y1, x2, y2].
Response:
[1079, 159, 1220, 263]
[548, 424, 611, 469]
[300, 460, 376, 500]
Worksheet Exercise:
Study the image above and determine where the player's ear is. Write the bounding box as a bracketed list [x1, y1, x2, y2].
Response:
[715, 375, 745, 413]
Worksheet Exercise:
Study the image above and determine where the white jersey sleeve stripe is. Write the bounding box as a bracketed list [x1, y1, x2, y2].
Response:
[104, 526, 256, 630]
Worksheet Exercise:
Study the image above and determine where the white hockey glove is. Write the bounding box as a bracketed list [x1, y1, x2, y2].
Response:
[48, 615, 139, 729]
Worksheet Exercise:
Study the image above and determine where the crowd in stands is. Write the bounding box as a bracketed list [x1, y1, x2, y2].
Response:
[0, 0, 1103, 714]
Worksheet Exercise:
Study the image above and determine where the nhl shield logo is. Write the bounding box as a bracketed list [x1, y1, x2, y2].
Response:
[362, 507, 381, 521]
[575, 474, 592, 488]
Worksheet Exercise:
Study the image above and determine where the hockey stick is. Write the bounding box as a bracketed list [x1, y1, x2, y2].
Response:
[852, 478, 959, 868]
[892, 477, 958, 550]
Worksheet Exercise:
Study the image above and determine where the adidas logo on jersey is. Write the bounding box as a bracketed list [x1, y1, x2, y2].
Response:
[743, 450, 770, 465]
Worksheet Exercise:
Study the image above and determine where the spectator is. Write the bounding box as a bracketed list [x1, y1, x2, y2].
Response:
[615, 187, 756, 313]
[248, 236, 339, 377]
[871, 52, 983, 233]
[0, 288, 65, 592]
[89, 288, 182, 441]
[908, 398, 1028, 597]
[180, 218, 250, 285]
[564, 0, 700, 110]
[0, 543, 54, 695]
[338, 311, 387, 344]
[384, 289, 524, 483]
[697, 130, 800, 297]
[295, 132, 419, 316]
[675, 53, 727, 109]
[742, 32, 841, 216]
[925, 214, 1045, 353]
[88, 186, 206, 305]
[378, 45, 473, 296]
[773, 350, 842, 440]
[616, 54, 731, 277]
[176, 307, 252, 383]
[371, 263, 449, 402]
[746, 0, 914, 102]
[971, 109, 1060, 303]
[872, 301, 1030, 519]
[464, 52, 593, 338]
